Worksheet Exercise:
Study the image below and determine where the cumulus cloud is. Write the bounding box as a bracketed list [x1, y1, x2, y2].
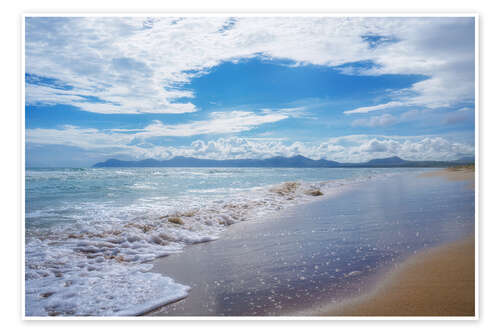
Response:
[26, 124, 474, 163]
[25, 17, 474, 114]
[360, 138, 392, 152]
[319, 135, 474, 162]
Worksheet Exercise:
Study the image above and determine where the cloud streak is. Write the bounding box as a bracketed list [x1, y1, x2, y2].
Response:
[344, 101, 404, 114]
[351, 113, 398, 127]
[135, 111, 288, 137]
[27, 109, 288, 147]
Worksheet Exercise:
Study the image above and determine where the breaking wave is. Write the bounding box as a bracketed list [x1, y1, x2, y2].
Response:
[25, 167, 414, 316]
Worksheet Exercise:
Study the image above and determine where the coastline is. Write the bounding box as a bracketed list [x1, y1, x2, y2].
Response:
[316, 235, 475, 316]
[316, 167, 475, 317]
[419, 165, 475, 189]
[146, 168, 475, 316]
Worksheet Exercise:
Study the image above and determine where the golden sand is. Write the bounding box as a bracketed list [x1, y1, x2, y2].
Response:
[420, 166, 475, 189]
[318, 236, 475, 316]
[318, 168, 475, 317]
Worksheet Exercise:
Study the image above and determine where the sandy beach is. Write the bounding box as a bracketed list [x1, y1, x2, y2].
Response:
[317, 236, 475, 316]
[420, 165, 475, 189]
[317, 167, 475, 317]
[146, 169, 475, 316]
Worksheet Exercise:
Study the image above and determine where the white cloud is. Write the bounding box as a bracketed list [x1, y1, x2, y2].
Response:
[25, 17, 475, 165]
[352, 113, 398, 127]
[26, 17, 475, 114]
[27, 109, 288, 150]
[442, 107, 474, 125]
[356, 18, 475, 110]
[26, 125, 132, 149]
[26, 125, 474, 163]
[260, 106, 311, 119]
[399, 109, 422, 121]
[73, 101, 197, 115]
[25, 84, 87, 106]
[319, 136, 474, 162]
[133, 110, 288, 137]
[344, 101, 404, 114]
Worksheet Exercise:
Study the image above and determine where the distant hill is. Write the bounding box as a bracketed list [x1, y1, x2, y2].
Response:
[455, 156, 475, 163]
[92, 155, 474, 168]
[365, 156, 406, 166]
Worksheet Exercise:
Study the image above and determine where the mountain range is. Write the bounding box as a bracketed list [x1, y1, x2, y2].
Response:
[93, 155, 474, 168]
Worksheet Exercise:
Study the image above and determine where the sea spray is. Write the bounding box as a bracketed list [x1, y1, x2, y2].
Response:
[25, 167, 420, 316]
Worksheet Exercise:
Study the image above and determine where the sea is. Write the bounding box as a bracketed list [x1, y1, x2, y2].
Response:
[24, 167, 441, 316]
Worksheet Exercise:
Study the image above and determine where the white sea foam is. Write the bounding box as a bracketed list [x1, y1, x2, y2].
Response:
[25, 248, 189, 316]
[25, 167, 418, 316]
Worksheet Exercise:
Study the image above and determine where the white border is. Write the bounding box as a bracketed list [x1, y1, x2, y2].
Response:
[474, 13, 479, 321]
[20, 13, 479, 321]
[24, 12, 477, 16]
[20, 10, 26, 323]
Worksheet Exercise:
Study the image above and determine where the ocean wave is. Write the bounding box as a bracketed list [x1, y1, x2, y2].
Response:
[25, 169, 411, 316]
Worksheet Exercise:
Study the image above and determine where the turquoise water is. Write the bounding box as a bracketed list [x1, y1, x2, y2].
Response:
[25, 167, 423, 316]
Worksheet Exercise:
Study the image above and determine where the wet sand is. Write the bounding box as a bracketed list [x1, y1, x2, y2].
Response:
[147, 170, 475, 316]
[317, 167, 476, 317]
[420, 166, 475, 189]
[317, 236, 475, 316]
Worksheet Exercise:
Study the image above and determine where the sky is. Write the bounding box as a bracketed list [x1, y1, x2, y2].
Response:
[25, 16, 476, 167]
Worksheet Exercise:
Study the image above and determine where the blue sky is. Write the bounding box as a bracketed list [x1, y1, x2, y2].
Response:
[25, 17, 475, 167]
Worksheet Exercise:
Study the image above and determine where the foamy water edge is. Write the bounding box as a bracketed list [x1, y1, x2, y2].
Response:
[25, 169, 417, 316]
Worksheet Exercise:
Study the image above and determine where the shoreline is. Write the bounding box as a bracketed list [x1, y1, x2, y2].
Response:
[314, 167, 475, 317]
[419, 165, 475, 189]
[315, 235, 475, 316]
[146, 169, 475, 316]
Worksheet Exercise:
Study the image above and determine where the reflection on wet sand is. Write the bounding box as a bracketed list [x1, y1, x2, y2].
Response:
[149, 172, 474, 316]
